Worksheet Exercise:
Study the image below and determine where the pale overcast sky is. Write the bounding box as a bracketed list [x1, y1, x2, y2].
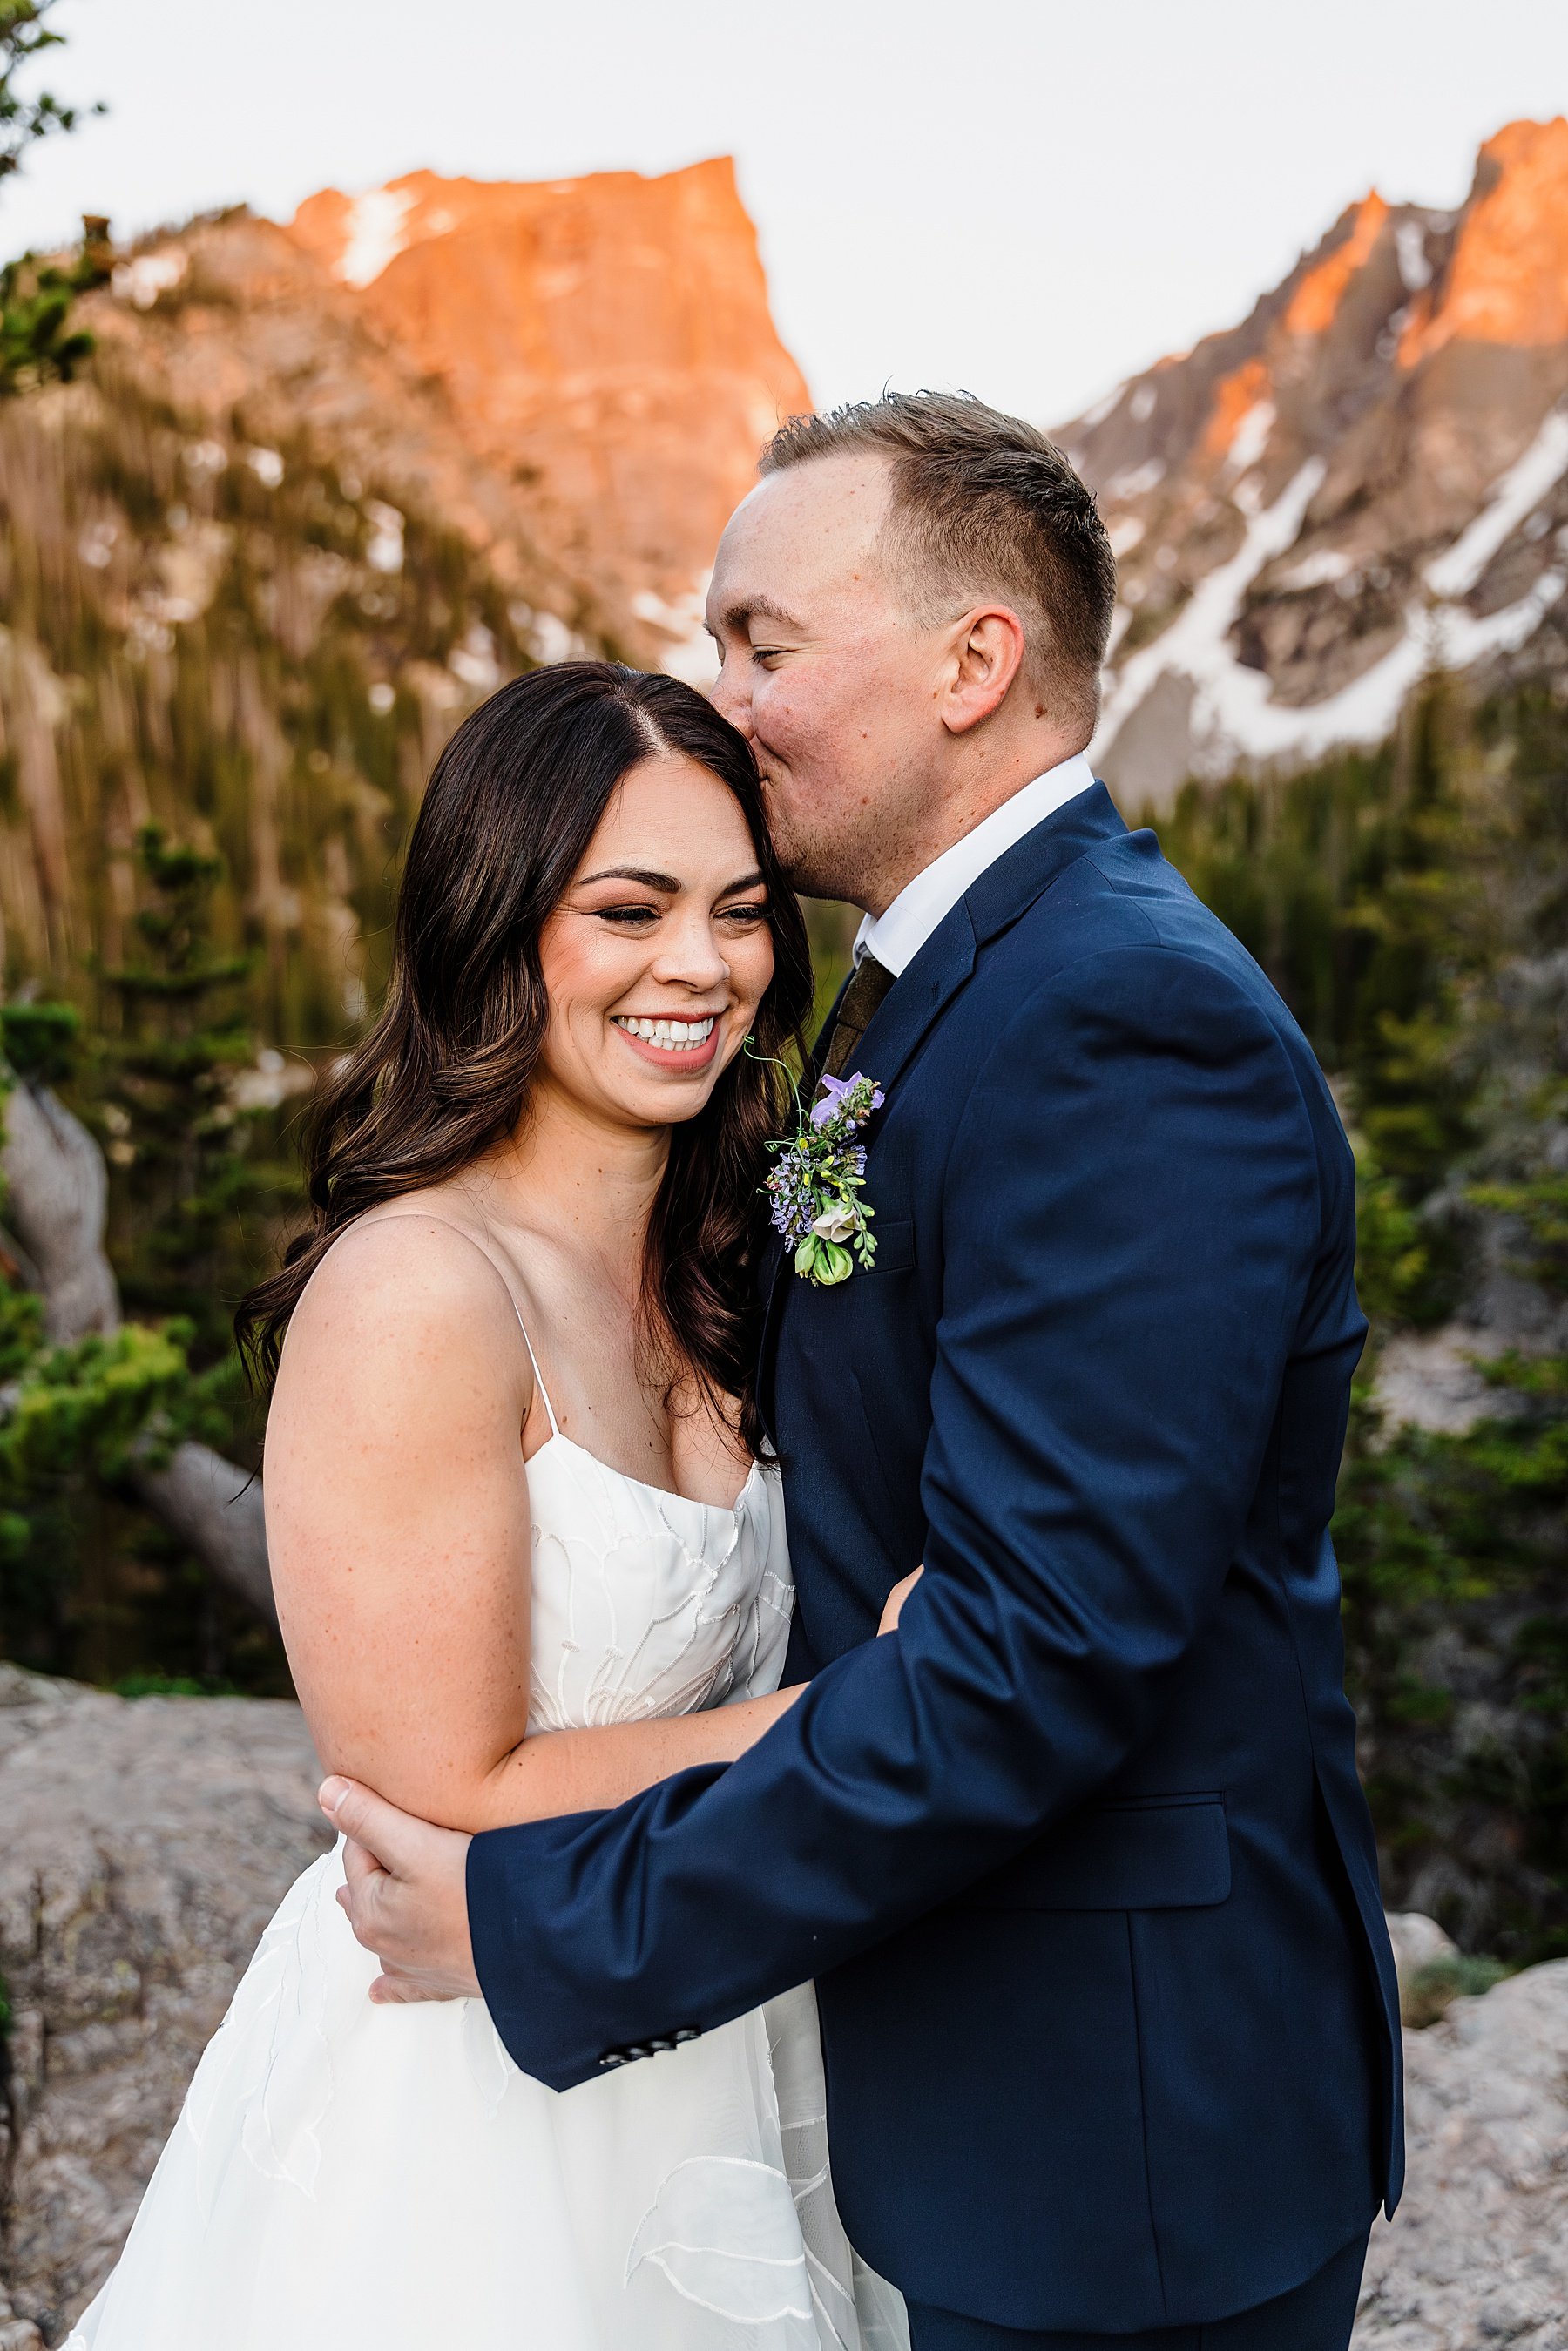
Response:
[4, 0, 1567, 428]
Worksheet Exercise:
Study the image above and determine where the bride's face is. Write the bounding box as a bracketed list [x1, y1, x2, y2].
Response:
[535, 752, 776, 1134]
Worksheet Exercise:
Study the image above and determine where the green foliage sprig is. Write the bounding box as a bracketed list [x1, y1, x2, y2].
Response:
[0, 1, 106, 392]
[0, 234, 104, 392]
[0, 0, 98, 183]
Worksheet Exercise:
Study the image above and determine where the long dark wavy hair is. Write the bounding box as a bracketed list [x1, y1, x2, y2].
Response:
[236, 663, 814, 1453]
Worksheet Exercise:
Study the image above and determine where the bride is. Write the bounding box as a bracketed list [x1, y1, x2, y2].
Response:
[67, 662, 910, 2351]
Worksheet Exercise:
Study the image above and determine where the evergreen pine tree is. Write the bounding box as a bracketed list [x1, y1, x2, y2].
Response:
[97, 825, 293, 1373]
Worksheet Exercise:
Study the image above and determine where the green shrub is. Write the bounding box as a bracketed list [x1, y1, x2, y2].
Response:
[1402, 1953, 1511, 2029]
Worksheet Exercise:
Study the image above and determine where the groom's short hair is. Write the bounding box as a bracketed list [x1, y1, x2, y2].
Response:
[760, 391, 1117, 731]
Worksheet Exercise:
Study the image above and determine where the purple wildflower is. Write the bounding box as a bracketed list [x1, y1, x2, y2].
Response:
[811, 1071, 886, 1129]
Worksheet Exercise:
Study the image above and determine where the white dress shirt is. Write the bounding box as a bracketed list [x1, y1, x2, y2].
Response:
[853, 751, 1096, 977]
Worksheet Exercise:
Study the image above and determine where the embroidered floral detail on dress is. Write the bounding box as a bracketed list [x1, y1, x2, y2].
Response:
[626, 2156, 815, 2324]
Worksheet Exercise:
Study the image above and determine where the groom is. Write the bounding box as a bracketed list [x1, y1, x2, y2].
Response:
[327, 392, 1402, 2349]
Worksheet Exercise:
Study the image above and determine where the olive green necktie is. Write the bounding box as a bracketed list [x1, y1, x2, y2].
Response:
[821, 951, 895, 1081]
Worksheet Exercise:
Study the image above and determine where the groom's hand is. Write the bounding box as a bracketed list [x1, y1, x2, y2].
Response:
[320, 1777, 481, 2004]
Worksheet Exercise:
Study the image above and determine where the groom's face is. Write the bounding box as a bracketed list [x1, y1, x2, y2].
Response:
[706, 454, 945, 909]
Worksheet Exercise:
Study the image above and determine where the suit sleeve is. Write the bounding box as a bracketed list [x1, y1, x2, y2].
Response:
[467, 944, 1322, 2089]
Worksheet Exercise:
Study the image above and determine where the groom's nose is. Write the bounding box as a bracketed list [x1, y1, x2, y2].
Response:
[709, 658, 752, 736]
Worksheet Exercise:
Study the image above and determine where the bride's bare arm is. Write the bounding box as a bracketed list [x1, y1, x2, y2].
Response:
[473, 1583, 939, 1828]
[461, 1688, 803, 1829]
[265, 1219, 801, 1838]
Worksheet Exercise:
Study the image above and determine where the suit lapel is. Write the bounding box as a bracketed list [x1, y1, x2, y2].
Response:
[963, 780, 1127, 947]
[759, 918, 973, 1285]
[758, 782, 1129, 1418]
[840, 903, 977, 1099]
[847, 780, 1128, 1095]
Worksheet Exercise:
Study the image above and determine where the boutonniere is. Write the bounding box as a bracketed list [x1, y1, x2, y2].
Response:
[748, 1044, 886, 1287]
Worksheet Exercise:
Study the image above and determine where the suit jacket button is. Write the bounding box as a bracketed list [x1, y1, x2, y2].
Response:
[646, 2035, 674, 2054]
[598, 2051, 628, 2069]
[622, 2044, 652, 2060]
[673, 2027, 700, 2044]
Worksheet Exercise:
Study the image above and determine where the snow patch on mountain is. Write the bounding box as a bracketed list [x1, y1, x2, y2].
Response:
[1095, 462, 1324, 767]
[1096, 423, 1568, 786]
[335, 189, 416, 288]
[1425, 404, 1568, 598]
[1225, 399, 1275, 476]
[1395, 219, 1433, 292]
[631, 578, 718, 688]
[1105, 456, 1166, 500]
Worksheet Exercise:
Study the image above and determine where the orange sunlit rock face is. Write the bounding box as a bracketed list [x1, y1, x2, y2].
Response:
[1285, 193, 1390, 336]
[1201, 355, 1274, 460]
[289, 158, 810, 670]
[1400, 117, 1568, 364]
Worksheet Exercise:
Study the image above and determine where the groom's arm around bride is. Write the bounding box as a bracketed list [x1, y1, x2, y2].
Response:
[341, 393, 1403, 2350]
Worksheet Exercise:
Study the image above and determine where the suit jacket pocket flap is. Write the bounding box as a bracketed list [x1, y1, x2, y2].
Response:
[959, 1794, 1231, 1913]
[865, 1219, 916, 1274]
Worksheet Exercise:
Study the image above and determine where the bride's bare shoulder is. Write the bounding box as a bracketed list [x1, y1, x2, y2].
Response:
[275, 1199, 524, 1404]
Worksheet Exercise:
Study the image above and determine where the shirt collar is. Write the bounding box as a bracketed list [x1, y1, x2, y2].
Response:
[854, 750, 1097, 978]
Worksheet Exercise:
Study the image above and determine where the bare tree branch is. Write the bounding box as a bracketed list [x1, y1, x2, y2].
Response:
[0, 1074, 275, 1625]
[133, 1443, 274, 1626]
[0, 1078, 117, 1339]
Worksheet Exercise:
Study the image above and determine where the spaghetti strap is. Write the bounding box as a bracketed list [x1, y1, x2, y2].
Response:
[324, 1212, 560, 1437]
[510, 1306, 560, 1439]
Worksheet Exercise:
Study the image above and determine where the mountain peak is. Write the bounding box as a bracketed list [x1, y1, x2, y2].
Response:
[1398, 116, 1568, 366]
[1284, 192, 1389, 339]
[1071, 118, 1568, 802]
[287, 158, 808, 675]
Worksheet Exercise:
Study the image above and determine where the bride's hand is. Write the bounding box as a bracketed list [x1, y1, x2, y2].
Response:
[878, 1566, 923, 1634]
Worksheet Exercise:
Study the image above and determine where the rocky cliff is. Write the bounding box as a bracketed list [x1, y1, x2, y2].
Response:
[84, 210, 604, 655]
[288, 157, 810, 679]
[1071, 118, 1568, 803]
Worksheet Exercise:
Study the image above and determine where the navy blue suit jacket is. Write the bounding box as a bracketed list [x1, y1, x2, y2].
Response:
[468, 785, 1403, 2334]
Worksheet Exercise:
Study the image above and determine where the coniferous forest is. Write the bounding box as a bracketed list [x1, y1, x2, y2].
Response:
[1150, 686, 1568, 1965]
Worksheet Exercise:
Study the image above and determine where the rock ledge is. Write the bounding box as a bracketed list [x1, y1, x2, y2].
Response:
[3, 1669, 1566, 2348]
[0, 1665, 323, 2339]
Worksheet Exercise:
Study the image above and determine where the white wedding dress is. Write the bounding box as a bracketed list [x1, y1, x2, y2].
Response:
[66, 1339, 908, 2351]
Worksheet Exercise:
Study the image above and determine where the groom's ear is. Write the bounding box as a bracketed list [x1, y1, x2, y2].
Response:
[938, 604, 1029, 736]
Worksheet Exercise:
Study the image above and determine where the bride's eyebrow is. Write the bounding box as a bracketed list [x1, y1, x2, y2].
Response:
[716, 868, 767, 898]
[576, 865, 681, 891]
